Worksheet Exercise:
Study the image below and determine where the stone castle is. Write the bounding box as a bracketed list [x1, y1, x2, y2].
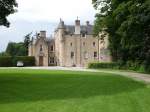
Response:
[28, 19, 111, 67]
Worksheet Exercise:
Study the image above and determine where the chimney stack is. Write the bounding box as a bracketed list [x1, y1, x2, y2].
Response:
[86, 21, 90, 26]
[40, 31, 46, 38]
[75, 20, 80, 26]
[75, 17, 81, 34]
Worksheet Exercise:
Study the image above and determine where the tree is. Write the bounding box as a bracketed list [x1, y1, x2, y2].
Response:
[6, 42, 27, 56]
[93, 0, 150, 71]
[24, 32, 32, 55]
[0, 0, 18, 27]
[0, 52, 9, 56]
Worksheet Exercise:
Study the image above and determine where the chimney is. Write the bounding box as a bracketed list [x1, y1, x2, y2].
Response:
[75, 20, 80, 26]
[58, 19, 65, 29]
[86, 21, 90, 26]
[40, 31, 46, 38]
[75, 18, 80, 34]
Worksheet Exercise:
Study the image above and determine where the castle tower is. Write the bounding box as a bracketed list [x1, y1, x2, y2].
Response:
[58, 19, 65, 66]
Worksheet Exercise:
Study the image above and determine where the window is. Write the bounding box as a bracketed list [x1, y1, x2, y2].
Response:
[93, 42, 96, 47]
[50, 46, 54, 51]
[84, 51, 88, 59]
[49, 57, 54, 64]
[94, 52, 97, 58]
[40, 45, 43, 51]
[82, 33, 86, 37]
[83, 42, 85, 46]
[70, 43, 72, 46]
[71, 52, 74, 59]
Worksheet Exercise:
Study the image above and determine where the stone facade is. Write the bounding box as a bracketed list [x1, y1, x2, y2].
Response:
[28, 19, 111, 67]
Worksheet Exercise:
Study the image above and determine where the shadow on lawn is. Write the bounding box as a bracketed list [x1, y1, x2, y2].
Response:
[0, 72, 146, 104]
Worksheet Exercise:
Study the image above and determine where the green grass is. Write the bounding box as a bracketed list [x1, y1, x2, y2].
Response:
[0, 69, 150, 112]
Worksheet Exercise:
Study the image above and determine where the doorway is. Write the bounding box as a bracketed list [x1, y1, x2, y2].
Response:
[39, 56, 43, 66]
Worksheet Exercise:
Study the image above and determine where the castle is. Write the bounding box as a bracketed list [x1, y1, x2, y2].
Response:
[28, 19, 111, 67]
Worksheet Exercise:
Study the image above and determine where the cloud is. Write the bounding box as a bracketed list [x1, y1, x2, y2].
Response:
[0, 0, 96, 52]
[9, 0, 95, 22]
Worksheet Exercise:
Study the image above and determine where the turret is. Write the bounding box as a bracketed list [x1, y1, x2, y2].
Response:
[58, 19, 65, 42]
[57, 19, 65, 66]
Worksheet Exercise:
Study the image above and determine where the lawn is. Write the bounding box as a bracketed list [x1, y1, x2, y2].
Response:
[0, 69, 150, 112]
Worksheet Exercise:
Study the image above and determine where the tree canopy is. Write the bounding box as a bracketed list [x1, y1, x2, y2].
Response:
[5, 33, 32, 56]
[93, 0, 150, 71]
[0, 0, 18, 27]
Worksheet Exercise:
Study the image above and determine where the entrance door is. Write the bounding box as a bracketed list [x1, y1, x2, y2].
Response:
[39, 56, 43, 66]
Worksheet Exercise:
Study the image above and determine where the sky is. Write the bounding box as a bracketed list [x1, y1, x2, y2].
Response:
[0, 0, 96, 52]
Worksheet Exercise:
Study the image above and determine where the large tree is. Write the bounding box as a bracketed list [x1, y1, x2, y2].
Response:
[93, 0, 150, 71]
[0, 0, 18, 27]
[6, 42, 27, 56]
[24, 32, 32, 55]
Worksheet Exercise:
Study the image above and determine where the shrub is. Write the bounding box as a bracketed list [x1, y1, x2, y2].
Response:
[88, 62, 118, 69]
[0, 56, 13, 67]
[13, 56, 35, 66]
[88, 61, 147, 73]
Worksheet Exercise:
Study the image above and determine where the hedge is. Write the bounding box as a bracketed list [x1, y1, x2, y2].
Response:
[88, 61, 147, 73]
[0, 56, 13, 67]
[0, 56, 35, 67]
[13, 56, 35, 66]
[88, 62, 118, 69]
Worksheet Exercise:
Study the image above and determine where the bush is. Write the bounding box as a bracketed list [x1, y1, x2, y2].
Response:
[88, 62, 118, 69]
[0, 56, 13, 67]
[13, 56, 35, 67]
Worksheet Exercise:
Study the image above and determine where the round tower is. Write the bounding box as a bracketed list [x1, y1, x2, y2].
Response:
[58, 19, 65, 66]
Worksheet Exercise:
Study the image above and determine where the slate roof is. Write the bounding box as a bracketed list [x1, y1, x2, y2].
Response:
[64, 25, 93, 35]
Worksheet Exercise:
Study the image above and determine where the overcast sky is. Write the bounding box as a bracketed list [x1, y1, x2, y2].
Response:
[0, 0, 96, 52]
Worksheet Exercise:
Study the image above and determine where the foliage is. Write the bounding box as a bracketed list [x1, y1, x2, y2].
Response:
[88, 62, 118, 69]
[0, 56, 13, 67]
[0, 56, 35, 67]
[0, 0, 18, 27]
[6, 42, 27, 56]
[24, 32, 32, 54]
[0, 52, 10, 56]
[88, 61, 146, 73]
[92, 0, 150, 72]
[5, 33, 32, 56]
[13, 56, 35, 66]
